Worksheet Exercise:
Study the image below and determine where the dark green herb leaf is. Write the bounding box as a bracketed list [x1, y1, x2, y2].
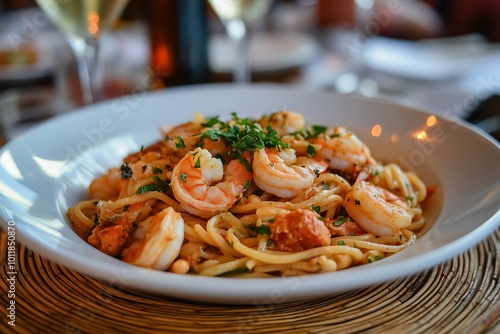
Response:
[333, 217, 347, 226]
[307, 144, 316, 157]
[175, 136, 186, 149]
[194, 157, 201, 168]
[255, 224, 271, 236]
[120, 164, 133, 179]
[136, 176, 171, 194]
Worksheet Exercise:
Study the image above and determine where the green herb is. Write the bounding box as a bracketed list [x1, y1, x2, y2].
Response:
[312, 204, 321, 215]
[175, 136, 186, 149]
[368, 256, 375, 263]
[244, 180, 251, 189]
[180, 173, 187, 182]
[198, 113, 289, 166]
[296, 124, 328, 139]
[406, 195, 414, 205]
[333, 217, 347, 226]
[376, 255, 384, 261]
[201, 116, 221, 128]
[136, 176, 170, 194]
[194, 156, 201, 168]
[153, 166, 163, 174]
[307, 144, 316, 157]
[255, 224, 271, 236]
[120, 164, 133, 179]
[338, 240, 345, 246]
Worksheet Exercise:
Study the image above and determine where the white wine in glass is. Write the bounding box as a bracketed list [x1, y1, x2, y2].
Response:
[35, 0, 129, 104]
[208, 0, 273, 83]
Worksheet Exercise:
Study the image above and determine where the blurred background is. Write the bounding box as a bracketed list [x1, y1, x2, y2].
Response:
[0, 0, 499, 143]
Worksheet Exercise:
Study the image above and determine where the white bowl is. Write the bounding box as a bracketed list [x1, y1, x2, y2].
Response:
[0, 84, 498, 304]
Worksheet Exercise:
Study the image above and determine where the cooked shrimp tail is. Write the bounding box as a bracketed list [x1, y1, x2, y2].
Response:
[171, 147, 252, 218]
[343, 180, 413, 236]
[121, 207, 184, 270]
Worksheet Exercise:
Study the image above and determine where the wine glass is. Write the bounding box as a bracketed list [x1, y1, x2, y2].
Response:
[35, 0, 129, 105]
[336, 0, 379, 96]
[207, 0, 273, 83]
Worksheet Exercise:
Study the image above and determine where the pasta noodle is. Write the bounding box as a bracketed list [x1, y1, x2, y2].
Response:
[67, 111, 432, 277]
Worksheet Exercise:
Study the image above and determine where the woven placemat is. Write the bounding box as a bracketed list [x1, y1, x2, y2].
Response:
[1, 229, 499, 334]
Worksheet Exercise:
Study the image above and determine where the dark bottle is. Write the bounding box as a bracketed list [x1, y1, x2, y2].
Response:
[148, 0, 210, 87]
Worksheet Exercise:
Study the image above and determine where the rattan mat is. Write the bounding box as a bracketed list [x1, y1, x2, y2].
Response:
[1, 229, 499, 334]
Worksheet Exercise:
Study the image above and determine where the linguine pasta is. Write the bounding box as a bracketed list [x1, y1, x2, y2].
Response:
[68, 111, 431, 277]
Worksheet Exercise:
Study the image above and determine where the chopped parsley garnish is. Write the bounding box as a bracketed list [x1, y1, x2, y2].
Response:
[406, 195, 414, 205]
[198, 113, 289, 169]
[120, 164, 133, 179]
[180, 173, 187, 182]
[194, 156, 201, 168]
[333, 217, 347, 226]
[175, 136, 186, 149]
[255, 224, 271, 236]
[153, 166, 163, 174]
[307, 144, 317, 157]
[337, 240, 345, 246]
[136, 176, 170, 194]
[296, 124, 328, 139]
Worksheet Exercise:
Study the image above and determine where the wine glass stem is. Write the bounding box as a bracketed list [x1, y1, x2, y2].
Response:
[71, 40, 102, 105]
[225, 19, 250, 83]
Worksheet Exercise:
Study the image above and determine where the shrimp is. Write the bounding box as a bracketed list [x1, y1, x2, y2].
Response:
[89, 167, 123, 200]
[258, 110, 305, 137]
[121, 207, 184, 270]
[87, 199, 155, 256]
[164, 119, 231, 158]
[252, 148, 328, 198]
[343, 181, 413, 236]
[312, 127, 377, 171]
[171, 147, 252, 218]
